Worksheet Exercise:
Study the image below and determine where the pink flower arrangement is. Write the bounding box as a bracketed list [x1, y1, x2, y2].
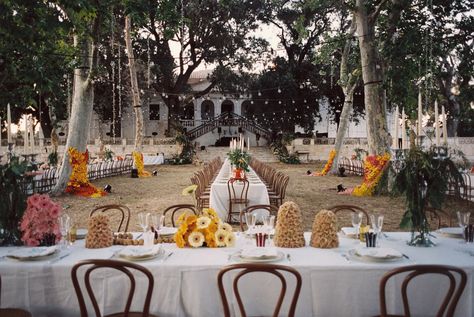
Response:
[20, 194, 62, 246]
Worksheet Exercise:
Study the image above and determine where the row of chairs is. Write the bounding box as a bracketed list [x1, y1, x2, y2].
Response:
[338, 157, 365, 176]
[190, 157, 223, 210]
[2, 262, 467, 317]
[250, 158, 290, 208]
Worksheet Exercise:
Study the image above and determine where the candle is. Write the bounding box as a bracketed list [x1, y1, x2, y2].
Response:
[7, 104, 12, 143]
[442, 105, 448, 145]
[38, 124, 44, 147]
[392, 106, 399, 149]
[401, 108, 406, 149]
[247, 137, 250, 152]
[24, 115, 29, 154]
[418, 92, 422, 136]
[29, 116, 35, 153]
[434, 100, 440, 146]
[0, 116, 2, 150]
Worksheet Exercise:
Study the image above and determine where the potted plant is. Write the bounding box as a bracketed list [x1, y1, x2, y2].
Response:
[392, 146, 463, 246]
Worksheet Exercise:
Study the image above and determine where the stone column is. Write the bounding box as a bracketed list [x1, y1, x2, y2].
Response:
[235, 100, 242, 116]
[194, 99, 201, 126]
[214, 98, 221, 116]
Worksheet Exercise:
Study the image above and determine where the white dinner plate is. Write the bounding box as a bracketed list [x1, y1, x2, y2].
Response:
[234, 250, 285, 263]
[350, 247, 403, 263]
[436, 227, 463, 238]
[117, 246, 164, 262]
[7, 246, 59, 261]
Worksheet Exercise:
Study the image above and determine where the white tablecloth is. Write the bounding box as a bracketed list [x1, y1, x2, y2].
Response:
[1, 232, 473, 317]
[209, 160, 270, 220]
[143, 154, 164, 165]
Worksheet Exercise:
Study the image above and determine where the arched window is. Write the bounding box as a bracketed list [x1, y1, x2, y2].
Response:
[201, 100, 215, 120]
[221, 100, 234, 113]
[241, 100, 252, 118]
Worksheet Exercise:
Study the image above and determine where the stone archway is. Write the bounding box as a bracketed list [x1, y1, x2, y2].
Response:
[221, 100, 234, 113]
[241, 100, 252, 118]
[201, 100, 215, 120]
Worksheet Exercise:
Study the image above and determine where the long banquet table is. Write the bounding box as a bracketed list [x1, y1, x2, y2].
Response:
[1, 232, 473, 317]
[209, 159, 270, 220]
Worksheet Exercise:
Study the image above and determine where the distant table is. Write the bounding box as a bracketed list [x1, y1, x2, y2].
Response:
[209, 159, 269, 220]
[143, 154, 164, 165]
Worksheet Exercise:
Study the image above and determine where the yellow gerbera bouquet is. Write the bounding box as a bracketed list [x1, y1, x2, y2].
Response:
[175, 208, 236, 248]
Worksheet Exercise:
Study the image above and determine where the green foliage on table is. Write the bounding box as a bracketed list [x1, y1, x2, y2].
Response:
[392, 146, 463, 246]
[227, 149, 250, 172]
[0, 157, 35, 246]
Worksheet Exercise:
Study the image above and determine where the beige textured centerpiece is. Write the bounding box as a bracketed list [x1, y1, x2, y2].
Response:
[310, 209, 339, 248]
[85, 214, 114, 248]
[273, 201, 305, 248]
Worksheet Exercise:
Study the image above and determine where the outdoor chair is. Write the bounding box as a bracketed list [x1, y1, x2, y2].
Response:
[0, 275, 32, 317]
[163, 204, 198, 227]
[90, 204, 131, 232]
[269, 174, 289, 208]
[328, 204, 371, 227]
[240, 204, 279, 231]
[71, 259, 158, 317]
[218, 263, 302, 317]
[227, 178, 250, 224]
[377, 265, 467, 317]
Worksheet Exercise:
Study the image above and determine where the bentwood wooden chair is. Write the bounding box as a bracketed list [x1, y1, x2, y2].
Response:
[163, 204, 197, 227]
[71, 259, 158, 317]
[328, 204, 371, 226]
[227, 178, 250, 224]
[218, 263, 302, 317]
[377, 265, 467, 317]
[239, 204, 279, 232]
[0, 275, 32, 317]
[90, 204, 131, 232]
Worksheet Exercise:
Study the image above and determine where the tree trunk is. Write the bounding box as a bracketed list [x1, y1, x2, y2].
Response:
[124, 16, 143, 152]
[354, 0, 390, 155]
[51, 34, 95, 195]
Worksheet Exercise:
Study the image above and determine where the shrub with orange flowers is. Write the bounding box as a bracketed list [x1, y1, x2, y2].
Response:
[65, 147, 106, 198]
[352, 153, 391, 196]
[132, 151, 151, 177]
[314, 150, 336, 176]
[174, 208, 236, 248]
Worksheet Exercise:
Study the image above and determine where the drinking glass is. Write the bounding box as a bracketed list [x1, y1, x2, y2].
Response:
[58, 214, 71, 249]
[151, 214, 165, 238]
[457, 211, 470, 228]
[351, 212, 362, 238]
[245, 213, 256, 233]
[137, 212, 148, 233]
[370, 214, 384, 246]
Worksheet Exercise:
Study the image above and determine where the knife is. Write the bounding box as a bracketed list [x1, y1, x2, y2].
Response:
[160, 251, 174, 263]
[50, 252, 71, 264]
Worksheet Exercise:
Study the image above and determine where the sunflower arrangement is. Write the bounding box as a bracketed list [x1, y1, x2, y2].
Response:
[315, 150, 336, 176]
[66, 147, 106, 198]
[352, 153, 391, 196]
[175, 208, 236, 248]
[132, 151, 151, 177]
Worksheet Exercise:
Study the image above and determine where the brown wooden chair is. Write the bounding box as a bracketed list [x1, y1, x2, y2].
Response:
[71, 259, 158, 317]
[163, 204, 197, 227]
[218, 263, 302, 317]
[0, 275, 32, 317]
[227, 178, 250, 224]
[425, 207, 453, 230]
[90, 204, 131, 232]
[378, 265, 467, 317]
[269, 175, 289, 208]
[328, 204, 371, 226]
[239, 204, 279, 231]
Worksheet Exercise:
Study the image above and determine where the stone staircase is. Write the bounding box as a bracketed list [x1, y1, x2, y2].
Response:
[195, 146, 278, 163]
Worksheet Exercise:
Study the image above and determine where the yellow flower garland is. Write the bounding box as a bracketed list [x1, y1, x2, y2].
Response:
[132, 151, 151, 177]
[315, 150, 336, 176]
[352, 153, 391, 196]
[65, 147, 106, 198]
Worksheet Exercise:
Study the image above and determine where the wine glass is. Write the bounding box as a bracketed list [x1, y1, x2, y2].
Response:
[370, 214, 384, 246]
[457, 211, 471, 240]
[58, 214, 71, 249]
[151, 214, 165, 238]
[351, 212, 362, 239]
[137, 212, 148, 234]
[245, 213, 256, 233]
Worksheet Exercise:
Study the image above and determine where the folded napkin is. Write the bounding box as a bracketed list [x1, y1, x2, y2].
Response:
[241, 248, 278, 258]
[118, 245, 162, 258]
[11, 246, 57, 258]
[355, 247, 402, 259]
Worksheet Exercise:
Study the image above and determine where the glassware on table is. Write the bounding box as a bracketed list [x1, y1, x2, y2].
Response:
[263, 215, 275, 246]
[151, 214, 165, 239]
[58, 214, 71, 249]
[137, 212, 148, 234]
[245, 213, 256, 233]
[457, 211, 471, 241]
[351, 212, 362, 240]
[370, 214, 384, 246]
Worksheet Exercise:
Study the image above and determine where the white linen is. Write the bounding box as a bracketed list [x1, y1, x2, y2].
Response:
[209, 159, 270, 220]
[143, 153, 164, 165]
[0, 232, 473, 317]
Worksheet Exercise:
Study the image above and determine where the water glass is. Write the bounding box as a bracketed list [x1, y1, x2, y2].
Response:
[58, 214, 71, 249]
[245, 213, 256, 233]
[370, 214, 384, 245]
[351, 212, 362, 237]
[137, 212, 148, 233]
[457, 211, 470, 228]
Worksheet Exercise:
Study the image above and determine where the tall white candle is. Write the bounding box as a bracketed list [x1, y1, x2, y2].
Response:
[38, 124, 44, 147]
[392, 106, 399, 149]
[401, 108, 406, 149]
[7, 104, 12, 143]
[442, 105, 448, 145]
[418, 92, 422, 136]
[247, 137, 250, 152]
[24, 115, 29, 154]
[29, 116, 35, 153]
[0, 116, 2, 150]
[434, 100, 440, 146]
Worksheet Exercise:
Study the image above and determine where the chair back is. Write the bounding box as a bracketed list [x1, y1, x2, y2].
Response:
[379, 265, 467, 317]
[218, 263, 302, 317]
[239, 205, 279, 231]
[71, 259, 154, 317]
[328, 204, 371, 226]
[90, 204, 131, 232]
[227, 178, 250, 203]
[163, 204, 197, 227]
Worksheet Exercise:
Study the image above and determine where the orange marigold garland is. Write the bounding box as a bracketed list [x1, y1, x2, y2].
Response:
[132, 151, 151, 177]
[65, 147, 107, 198]
[352, 153, 391, 196]
[314, 150, 336, 176]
